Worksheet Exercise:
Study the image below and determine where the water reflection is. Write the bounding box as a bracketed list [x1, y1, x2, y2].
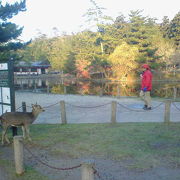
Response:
[14, 78, 180, 99]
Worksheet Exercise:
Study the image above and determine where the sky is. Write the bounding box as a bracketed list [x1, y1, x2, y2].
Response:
[5, 0, 180, 41]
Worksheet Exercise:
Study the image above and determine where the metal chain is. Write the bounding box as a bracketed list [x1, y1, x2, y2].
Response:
[65, 102, 111, 109]
[172, 102, 180, 111]
[42, 102, 60, 109]
[15, 105, 31, 111]
[23, 143, 82, 171]
[93, 167, 103, 180]
[151, 102, 164, 110]
[117, 102, 164, 112]
[15, 106, 23, 111]
[93, 167, 116, 180]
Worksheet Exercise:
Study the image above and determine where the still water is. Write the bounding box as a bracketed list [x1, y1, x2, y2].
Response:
[14, 78, 180, 99]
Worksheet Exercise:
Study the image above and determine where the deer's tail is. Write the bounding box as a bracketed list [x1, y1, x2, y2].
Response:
[0, 115, 3, 127]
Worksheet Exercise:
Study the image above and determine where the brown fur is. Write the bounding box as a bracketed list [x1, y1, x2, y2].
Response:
[0, 104, 44, 145]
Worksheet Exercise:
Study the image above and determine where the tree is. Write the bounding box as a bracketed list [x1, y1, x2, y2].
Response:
[160, 16, 170, 38]
[167, 11, 180, 47]
[0, 0, 26, 61]
[108, 42, 139, 80]
[152, 33, 175, 70]
[126, 10, 160, 65]
[18, 34, 49, 62]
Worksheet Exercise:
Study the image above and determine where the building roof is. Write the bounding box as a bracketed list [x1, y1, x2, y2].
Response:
[15, 60, 51, 68]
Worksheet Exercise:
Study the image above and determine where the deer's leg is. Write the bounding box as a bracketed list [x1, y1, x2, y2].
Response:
[22, 126, 26, 139]
[25, 125, 32, 141]
[2, 126, 10, 145]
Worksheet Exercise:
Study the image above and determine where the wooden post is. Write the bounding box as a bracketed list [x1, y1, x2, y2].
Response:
[117, 85, 120, 98]
[60, 100, 67, 124]
[99, 88, 103, 97]
[81, 160, 94, 180]
[164, 100, 171, 124]
[173, 87, 177, 100]
[64, 86, 67, 94]
[111, 101, 117, 123]
[13, 136, 24, 175]
[22, 102, 26, 112]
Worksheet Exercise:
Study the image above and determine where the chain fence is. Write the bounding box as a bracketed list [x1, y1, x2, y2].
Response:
[172, 102, 180, 111]
[15, 99, 180, 114]
[65, 102, 111, 109]
[23, 142, 82, 171]
[117, 102, 164, 112]
[15, 99, 180, 124]
[22, 142, 115, 180]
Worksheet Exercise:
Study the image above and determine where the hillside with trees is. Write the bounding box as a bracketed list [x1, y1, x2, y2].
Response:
[11, 1, 180, 80]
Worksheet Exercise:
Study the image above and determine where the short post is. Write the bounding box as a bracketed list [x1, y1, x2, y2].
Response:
[81, 160, 94, 180]
[99, 88, 103, 97]
[173, 87, 177, 100]
[47, 84, 50, 93]
[22, 101, 27, 112]
[13, 136, 24, 175]
[117, 85, 120, 98]
[64, 86, 67, 94]
[111, 101, 117, 123]
[60, 100, 67, 124]
[164, 100, 171, 124]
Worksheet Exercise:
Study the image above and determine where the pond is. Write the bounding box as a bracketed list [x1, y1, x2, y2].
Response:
[14, 77, 180, 99]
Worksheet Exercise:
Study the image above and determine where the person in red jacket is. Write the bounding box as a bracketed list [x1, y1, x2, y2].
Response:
[140, 64, 153, 110]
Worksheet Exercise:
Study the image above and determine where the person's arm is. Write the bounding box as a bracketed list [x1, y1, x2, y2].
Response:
[143, 73, 151, 91]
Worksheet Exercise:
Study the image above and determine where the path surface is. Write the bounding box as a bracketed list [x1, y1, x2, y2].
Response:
[15, 92, 180, 124]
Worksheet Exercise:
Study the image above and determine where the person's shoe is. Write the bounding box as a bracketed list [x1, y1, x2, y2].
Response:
[143, 107, 152, 110]
[143, 105, 148, 110]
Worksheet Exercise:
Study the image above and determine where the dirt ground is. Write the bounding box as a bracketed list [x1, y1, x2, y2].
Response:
[0, 142, 180, 180]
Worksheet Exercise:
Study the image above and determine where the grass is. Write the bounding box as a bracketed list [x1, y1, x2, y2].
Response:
[30, 123, 180, 168]
[1, 122, 180, 179]
[0, 159, 48, 180]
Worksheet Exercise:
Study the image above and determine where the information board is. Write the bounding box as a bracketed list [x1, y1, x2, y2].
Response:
[0, 60, 15, 115]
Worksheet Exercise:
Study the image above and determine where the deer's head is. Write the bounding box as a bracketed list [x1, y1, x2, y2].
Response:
[31, 104, 45, 113]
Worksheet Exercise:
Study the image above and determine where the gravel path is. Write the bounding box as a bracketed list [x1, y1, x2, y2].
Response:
[15, 92, 180, 124]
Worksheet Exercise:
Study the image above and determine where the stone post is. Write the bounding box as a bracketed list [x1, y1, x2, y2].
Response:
[81, 160, 94, 180]
[13, 136, 24, 175]
[164, 100, 171, 124]
[111, 101, 117, 123]
[60, 100, 67, 124]
[22, 101, 26, 112]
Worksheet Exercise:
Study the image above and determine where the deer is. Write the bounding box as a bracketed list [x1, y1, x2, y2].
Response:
[0, 104, 45, 145]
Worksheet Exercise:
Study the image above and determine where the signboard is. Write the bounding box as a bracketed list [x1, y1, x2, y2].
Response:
[0, 71, 9, 86]
[0, 60, 15, 115]
[0, 63, 8, 70]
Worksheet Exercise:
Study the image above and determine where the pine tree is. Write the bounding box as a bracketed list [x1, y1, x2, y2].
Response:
[126, 10, 161, 66]
[0, 0, 26, 61]
[167, 11, 180, 47]
[160, 16, 170, 38]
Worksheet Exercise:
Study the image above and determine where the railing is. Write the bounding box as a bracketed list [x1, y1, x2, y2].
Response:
[14, 136, 109, 180]
[16, 99, 180, 124]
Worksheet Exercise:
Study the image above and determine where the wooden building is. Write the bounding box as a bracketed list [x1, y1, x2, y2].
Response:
[14, 61, 51, 75]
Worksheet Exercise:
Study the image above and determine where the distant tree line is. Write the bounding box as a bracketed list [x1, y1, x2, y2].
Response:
[0, 0, 180, 80]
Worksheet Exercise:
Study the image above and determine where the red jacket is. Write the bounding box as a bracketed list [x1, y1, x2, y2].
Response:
[141, 70, 152, 91]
